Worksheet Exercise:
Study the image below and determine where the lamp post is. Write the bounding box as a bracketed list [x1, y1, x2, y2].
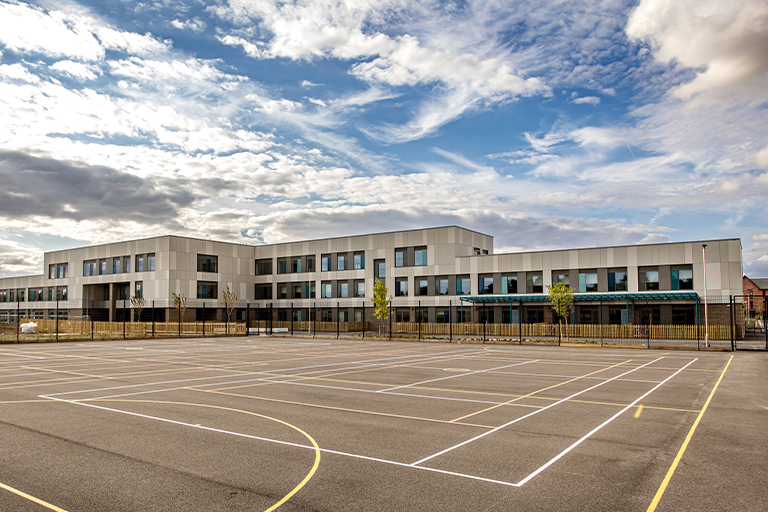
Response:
[702, 244, 709, 348]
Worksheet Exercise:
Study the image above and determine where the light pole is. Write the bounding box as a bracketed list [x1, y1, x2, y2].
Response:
[702, 244, 709, 347]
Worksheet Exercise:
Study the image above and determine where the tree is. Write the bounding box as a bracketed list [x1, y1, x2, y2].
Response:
[130, 295, 145, 322]
[220, 286, 238, 334]
[370, 278, 392, 321]
[171, 292, 187, 322]
[547, 282, 574, 343]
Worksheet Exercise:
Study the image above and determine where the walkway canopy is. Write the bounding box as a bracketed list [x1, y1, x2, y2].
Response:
[459, 291, 700, 304]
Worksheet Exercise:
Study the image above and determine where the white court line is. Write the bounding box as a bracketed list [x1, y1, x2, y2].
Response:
[0, 351, 46, 360]
[411, 356, 665, 466]
[377, 359, 540, 392]
[45, 347, 489, 398]
[40, 395, 522, 487]
[20, 366, 115, 380]
[515, 357, 698, 486]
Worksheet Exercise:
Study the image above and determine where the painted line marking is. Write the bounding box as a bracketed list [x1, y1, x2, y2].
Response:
[646, 355, 733, 512]
[516, 358, 697, 486]
[377, 360, 539, 393]
[411, 356, 666, 466]
[0, 481, 68, 511]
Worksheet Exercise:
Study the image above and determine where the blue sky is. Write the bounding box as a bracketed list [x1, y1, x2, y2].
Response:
[1, 0, 767, 277]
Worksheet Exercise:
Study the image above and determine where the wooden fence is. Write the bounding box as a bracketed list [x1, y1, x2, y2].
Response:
[20, 318, 246, 337]
[387, 322, 732, 340]
[255, 321, 368, 333]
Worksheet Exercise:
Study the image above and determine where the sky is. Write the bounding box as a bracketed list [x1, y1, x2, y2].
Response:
[1, 0, 767, 278]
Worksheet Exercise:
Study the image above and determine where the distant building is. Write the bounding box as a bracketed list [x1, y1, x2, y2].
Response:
[0, 226, 743, 329]
[743, 276, 768, 317]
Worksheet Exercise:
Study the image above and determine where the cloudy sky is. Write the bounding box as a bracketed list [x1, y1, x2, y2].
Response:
[1, 0, 767, 277]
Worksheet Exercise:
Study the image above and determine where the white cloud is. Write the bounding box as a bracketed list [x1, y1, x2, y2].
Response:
[50, 60, 100, 81]
[171, 17, 207, 33]
[627, 0, 768, 99]
[0, 62, 40, 83]
[300, 80, 321, 88]
[572, 95, 600, 105]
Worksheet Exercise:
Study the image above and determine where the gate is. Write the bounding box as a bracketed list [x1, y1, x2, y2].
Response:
[734, 295, 768, 351]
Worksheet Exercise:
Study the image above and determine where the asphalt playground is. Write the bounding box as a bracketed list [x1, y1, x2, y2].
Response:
[0, 336, 765, 511]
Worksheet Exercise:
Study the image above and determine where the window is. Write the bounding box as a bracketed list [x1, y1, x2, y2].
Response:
[292, 258, 302, 273]
[375, 260, 386, 279]
[255, 284, 272, 300]
[527, 272, 543, 293]
[671, 266, 693, 290]
[338, 282, 349, 298]
[354, 310, 363, 322]
[609, 308, 627, 325]
[395, 278, 408, 297]
[479, 277, 494, 294]
[135, 282, 143, 299]
[16, 289, 25, 302]
[321, 310, 333, 322]
[8, 290, 14, 302]
[321, 282, 332, 299]
[417, 279, 428, 296]
[502, 276, 517, 294]
[56, 286, 68, 301]
[579, 270, 598, 292]
[49, 263, 68, 279]
[436, 309, 450, 323]
[396, 309, 410, 322]
[414, 247, 427, 266]
[0, 290, 6, 303]
[197, 255, 218, 273]
[339, 310, 349, 322]
[113, 258, 121, 274]
[277, 259, 288, 274]
[438, 278, 449, 295]
[123, 257, 131, 273]
[84, 261, 92, 276]
[354, 253, 365, 270]
[553, 271, 569, 288]
[395, 249, 405, 267]
[415, 309, 428, 323]
[136, 255, 145, 272]
[306, 257, 315, 272]
[293, 284, 302, 299]
[197, 282, 217, 299]
[608, 268, 628, 292]
[672, 307, 695, 324]
[278, 284, 287, 299]
[307, 283, 316, 298]
[321, 255, 331, 272]
[641, 267, 659, 291]
[355, 281, 365, 298]
[147, 254, 155, 271]
[456, 277, 470, 295]
[337, 255, 347, 271]
[255, 259, 272, 275]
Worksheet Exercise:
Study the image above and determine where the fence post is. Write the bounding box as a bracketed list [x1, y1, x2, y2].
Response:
[599, 299, 603, 348]
[389, 300, 392, 341]
[56, 299, 59, 343]
[123, 299, 126, 340]
[418, 300, 421, 341]
[730, 295, 735, 351]
[362, 300, 365, 339]
[269, 302, 273, 335]
[291, 303, 294, 337]
[646, 300, 650, 349]
[16, 298, 19, 343]
[336, 302, 340, 339]
[449, 300, 452, 343]
[519, 300, 522, 345]
[203, 302, 206, 337]
[91, 300, 94, 340]
[483, 302, 486, 344]
[246, 303, 250, 337]
[152, 300, 155, 339]
[313, 302, 316, 338]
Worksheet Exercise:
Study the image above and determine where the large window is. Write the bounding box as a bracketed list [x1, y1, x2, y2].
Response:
[321, 282, 332, 298]
[83, 260, 97, 277]
[197, 255, 218, 273]
[527, 272, 543, 293]
[438, 278, 449, 295]
[56, 286, 68, 301]
[49, 263, 68, 279]
[417, 278, 428, 296]
[608, 268, 627, 292]
[354, 253, 365, 270]
[355, 280, 365, 298]
[395, 249, 405, 267]
[396, 309, 410, 322]
[321, 255, 331, 272]
[255, 284, 272, 300]
[197, 281, 217, 299]
[147, 254, 155, 271]
[395, 278, 408, 297]
[456, 277, 470, 295]
[671, 266, 693, 290]
[337, 255, 347, 271]
[502, 275, 517, 294]
[135, 282, 143, 299]
[338, 282, 349, 298]
[414, 247, 427, 266]
[113, 258, 121, 274]
[375, 260, 386, 279]
[292, 258, 302, 273]
[277, 259, 288, 274]
[278, 284, 287, 299]
[552, 271, 569, 288]
[306, 257, 315, 272]
[479, 277, 494, 294]
[641, 267, 659, 291]
[255, 259, 272, 275]
[579, 270, 598, 292]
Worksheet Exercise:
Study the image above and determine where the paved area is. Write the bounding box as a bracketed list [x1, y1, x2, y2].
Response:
[0, 337, 764, 511]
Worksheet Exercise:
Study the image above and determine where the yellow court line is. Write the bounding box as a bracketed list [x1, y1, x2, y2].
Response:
[646, 355, 733, 512]
[0, 481, 68, 512]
